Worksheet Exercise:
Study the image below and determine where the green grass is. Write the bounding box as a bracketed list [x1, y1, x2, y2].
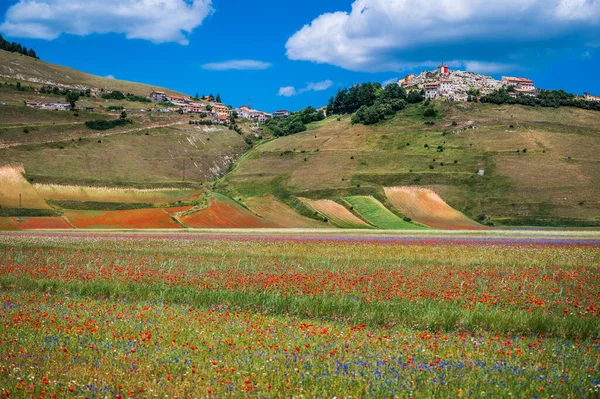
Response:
[345, 196, 427, 229]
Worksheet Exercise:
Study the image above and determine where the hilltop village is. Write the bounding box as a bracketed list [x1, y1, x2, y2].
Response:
[398, 64, 600, 103]
[398, 64, 537, 101]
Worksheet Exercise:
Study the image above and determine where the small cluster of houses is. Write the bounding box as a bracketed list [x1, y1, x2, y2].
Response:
[26, 101, 71, 111]
[149, 91, 290, 124]
[400, 65, 539, 101]
[149, 91, 234, 123]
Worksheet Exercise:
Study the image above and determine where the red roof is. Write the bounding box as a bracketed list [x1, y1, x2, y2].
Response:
[219, 115, 228, 120]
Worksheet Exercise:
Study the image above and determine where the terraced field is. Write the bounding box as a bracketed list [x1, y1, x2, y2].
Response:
[180, 195, 278, 228]
[35, 184, 199, 204]
[245, 195, 326, 228]
[385, 186, 485, 230]
[64, 208, 183, 229]
[345, 196, 427, 230]
[299, 198, 372, 228]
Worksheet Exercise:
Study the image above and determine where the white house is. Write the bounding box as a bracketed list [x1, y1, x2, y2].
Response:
[424, 82, 440, 100]
[149, 91, 167, 102]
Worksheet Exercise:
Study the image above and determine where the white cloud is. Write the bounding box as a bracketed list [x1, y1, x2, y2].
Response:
[383, 77, 399, 86]
[201, 59, 272, 71]
[278, 80, 334, 97]
[286, 0, 600, 72]
[105, 74, 115, 79]
[0, 0, 213, 45]
[463, 61, 520, 74]
[278, 86, 297, 97]
[299, 80, 333, 93]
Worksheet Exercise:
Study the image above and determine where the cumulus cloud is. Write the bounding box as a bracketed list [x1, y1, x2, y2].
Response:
[278, 80, 334, 97]
[201, 59, 272, 71]
[105, 74, 116, 79]
[0, 0, 213, 45]
[278, 86, 297, 97]
[383, 77, 399, 86]
[286, 0, 600, 72]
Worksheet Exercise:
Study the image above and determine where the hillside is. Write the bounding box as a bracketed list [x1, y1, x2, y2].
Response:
[217, 102, 600, 227]
[0, 52, 598, 228]
[0, 49, 182, 95]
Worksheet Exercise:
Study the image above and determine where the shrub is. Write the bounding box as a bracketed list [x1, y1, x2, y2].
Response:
[402, 216, 412, 222]
[85, 118, 132, 131]
[23, 128, 29, 134]
[423, 107, 437, 117]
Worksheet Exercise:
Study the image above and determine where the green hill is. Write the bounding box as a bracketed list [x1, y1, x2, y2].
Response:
[0, 49, 182, 96]
[217, 102, 600, 227]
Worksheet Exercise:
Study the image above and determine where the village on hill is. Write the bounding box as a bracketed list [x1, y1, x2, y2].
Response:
[399, 64, 600, 103]
[18, 63, 600, 124]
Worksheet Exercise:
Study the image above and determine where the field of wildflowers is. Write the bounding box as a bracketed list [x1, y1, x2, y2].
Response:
[0, 231, 598, 397]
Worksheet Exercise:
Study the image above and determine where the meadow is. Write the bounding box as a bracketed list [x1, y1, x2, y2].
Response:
[0, 231, 598, 398]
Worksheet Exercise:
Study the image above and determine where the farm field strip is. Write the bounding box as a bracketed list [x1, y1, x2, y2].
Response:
[385, 187, 486, 230]
[34, 184, 198, 204]
[64, 209, 183, 229]
[180, 196, 279, 229]
[345, 196, 427, 230]
[299, 198, 372, 229]
[245, 195, 326, 228]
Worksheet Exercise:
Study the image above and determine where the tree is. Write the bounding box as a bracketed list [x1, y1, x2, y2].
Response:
[206, 104, 213, 112]
[381, 83, 406, 101]
[120, 110, 127, 119]
[216, 94, 222, 103]
[65, 91, 80, 110]
[407, 91, 424, 104]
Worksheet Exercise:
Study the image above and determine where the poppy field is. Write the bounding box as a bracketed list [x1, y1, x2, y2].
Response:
[0, 231, 599, 397]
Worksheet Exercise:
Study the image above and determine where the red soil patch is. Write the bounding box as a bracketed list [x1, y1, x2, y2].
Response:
[181, 197, 279, 228]
[65, 209, 182, 229]
[0, 217, 19, 230]
[245, 195, 325, 228]
[9, 217, 74, 230]
[384, 187, 486, 230]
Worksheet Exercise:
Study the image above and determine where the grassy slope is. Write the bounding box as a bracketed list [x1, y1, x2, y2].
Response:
[0, 124, 248, 187]
[0, 49, 183, 96]
[345, 196, 427, 230]
[0, 164, 50, 209]
[218, 102, 600, 226]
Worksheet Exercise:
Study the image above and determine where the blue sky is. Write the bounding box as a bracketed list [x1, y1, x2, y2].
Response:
[1, 0, 599, 112]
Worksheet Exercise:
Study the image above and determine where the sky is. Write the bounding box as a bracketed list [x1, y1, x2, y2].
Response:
[0, 0, 599, 112]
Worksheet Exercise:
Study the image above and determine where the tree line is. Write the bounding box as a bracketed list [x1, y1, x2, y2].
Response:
[0, 34, 39, 59]
[327, 82, 424, 125]
[101, 91, 150, 103]
[264, 106, 325, 137]
[480, 89, 600, 111]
